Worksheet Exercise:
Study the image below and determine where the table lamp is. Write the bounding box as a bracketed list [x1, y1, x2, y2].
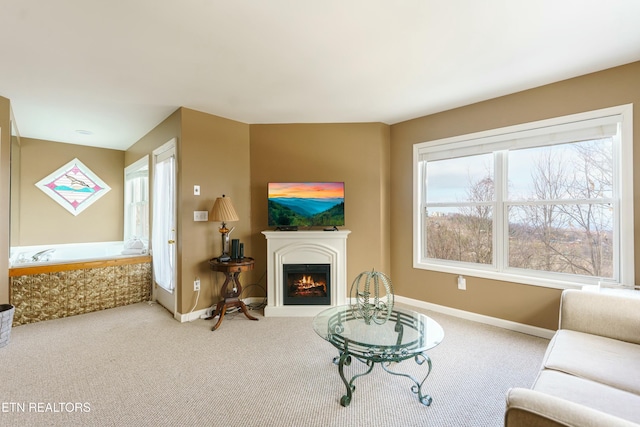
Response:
[210, 194, 239, 261]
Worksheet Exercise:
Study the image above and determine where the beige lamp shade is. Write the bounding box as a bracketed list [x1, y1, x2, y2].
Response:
[210, 195, 239, 223]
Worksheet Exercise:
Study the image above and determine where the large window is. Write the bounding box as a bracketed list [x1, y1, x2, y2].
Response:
[413, 105, 634, 289]
[124, 156, 149, 244]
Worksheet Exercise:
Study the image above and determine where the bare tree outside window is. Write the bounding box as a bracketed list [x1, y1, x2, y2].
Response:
[415, 105, 632, 287]
[424, 155, 493, 265]
[507, 139, 613, 278]
[509, 147, 569, 272]
[423, 138, 614, 279]
[560, 139, 613, 277]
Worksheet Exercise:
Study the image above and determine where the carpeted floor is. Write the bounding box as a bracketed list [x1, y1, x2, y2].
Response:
[1, 302, 549, 426]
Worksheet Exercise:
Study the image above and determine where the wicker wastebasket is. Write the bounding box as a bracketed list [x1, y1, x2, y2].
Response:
[0, 304, 15, 348]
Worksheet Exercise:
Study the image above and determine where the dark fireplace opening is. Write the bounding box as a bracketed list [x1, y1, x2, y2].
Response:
[283, 264, 330, 305]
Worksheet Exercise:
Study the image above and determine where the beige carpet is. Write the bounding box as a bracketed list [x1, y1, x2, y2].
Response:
[1, 301, 549, 426]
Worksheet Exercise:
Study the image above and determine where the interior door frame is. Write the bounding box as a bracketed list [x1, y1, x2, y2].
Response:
[151, 138, 178, 314]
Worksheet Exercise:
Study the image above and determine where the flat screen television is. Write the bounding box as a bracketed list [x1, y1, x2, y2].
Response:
[268, 182, 345, 228]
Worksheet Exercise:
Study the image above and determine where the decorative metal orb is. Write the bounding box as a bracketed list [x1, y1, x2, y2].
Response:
[349, 269, 394, 324]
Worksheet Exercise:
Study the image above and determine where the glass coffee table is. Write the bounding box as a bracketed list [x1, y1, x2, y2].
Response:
[313, 305, 444, 407]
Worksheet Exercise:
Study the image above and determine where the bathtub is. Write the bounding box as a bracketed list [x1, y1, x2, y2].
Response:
[9, 240, 147, 267]
[9, 241, 152, 326]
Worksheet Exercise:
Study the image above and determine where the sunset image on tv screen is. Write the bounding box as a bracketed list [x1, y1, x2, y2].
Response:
[268, 182, 344, 227]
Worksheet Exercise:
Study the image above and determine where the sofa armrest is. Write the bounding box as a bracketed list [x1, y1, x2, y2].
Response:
[505, 388, 639, 427]
[559, 289, 640, 344]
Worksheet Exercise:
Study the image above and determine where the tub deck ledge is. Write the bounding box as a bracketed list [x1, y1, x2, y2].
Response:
[9, 255, 152, 277]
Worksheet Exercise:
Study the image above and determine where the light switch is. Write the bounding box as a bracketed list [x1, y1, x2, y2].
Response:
[194, 185, 200, 195]
[193, 211, 208, 221]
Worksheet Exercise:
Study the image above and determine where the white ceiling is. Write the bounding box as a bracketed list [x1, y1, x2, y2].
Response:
[2, 0, 640, 151]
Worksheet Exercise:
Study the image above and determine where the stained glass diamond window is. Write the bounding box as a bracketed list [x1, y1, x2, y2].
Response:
[35, 158, 111, 216]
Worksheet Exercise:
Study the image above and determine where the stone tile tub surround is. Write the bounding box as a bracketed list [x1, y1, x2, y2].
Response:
[9, 244, 151, 326]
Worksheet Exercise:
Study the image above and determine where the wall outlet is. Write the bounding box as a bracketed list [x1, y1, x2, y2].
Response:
[194, 278, 200, 291]
[457, 275, 466, 290]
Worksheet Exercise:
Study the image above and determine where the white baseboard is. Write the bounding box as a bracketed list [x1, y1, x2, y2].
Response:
[173, 295, 554, 339]
[176, 297, 265, 323]
[394, 295, 556, 340]
[176, 308, 208, 323]
[242, 297, 266, 306]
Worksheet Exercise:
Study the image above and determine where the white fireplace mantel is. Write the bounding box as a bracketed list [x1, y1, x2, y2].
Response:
[262, 230, 351, 317]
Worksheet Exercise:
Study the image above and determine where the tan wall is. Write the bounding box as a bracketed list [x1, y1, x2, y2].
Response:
[10, 135, 20, 245]
[390, 61, 640, 330]
[179, 108, 250, 314]
[124, 107, 251, 315]
[16, 138, 124, 245]
[125, 109, 181, 308]
[0, 96, 10, 303]
[124, 110, 181, 168]
[249, 123, 391, 300]
[4, 62, 637, 328]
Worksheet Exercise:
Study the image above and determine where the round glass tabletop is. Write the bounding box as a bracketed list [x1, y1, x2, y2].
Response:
[313, 305, 444, 362]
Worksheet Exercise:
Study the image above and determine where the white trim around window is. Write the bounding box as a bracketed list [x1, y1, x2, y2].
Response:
[124, 155, 150, 244]
[413, 104, 634, 290]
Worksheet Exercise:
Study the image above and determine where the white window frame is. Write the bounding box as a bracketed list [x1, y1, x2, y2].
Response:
[413, 104, 634, 290]
[124, 155, 149, 244]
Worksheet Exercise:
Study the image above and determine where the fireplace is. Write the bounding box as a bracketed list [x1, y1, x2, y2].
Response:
[283, 264, 330, 305]
[262, 230, 350, 317]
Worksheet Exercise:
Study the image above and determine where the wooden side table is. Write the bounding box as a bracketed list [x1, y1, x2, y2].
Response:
[208, 257, 258, 331]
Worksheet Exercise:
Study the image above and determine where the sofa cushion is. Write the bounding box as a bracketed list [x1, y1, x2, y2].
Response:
[506, 387, 640, 427]
[541, 329, 640, 395]
[533, 370, 640, 424]
[560, 289, 640, 345]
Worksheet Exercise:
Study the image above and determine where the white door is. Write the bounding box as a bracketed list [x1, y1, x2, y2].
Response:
[152, 139, 177, 314]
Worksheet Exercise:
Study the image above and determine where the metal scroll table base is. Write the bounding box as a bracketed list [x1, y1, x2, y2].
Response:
[332, 341, 434, 407]
[317, 307, 443, 408]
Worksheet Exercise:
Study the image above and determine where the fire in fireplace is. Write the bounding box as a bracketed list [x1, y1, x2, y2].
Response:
[283, 264, 330, 305]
